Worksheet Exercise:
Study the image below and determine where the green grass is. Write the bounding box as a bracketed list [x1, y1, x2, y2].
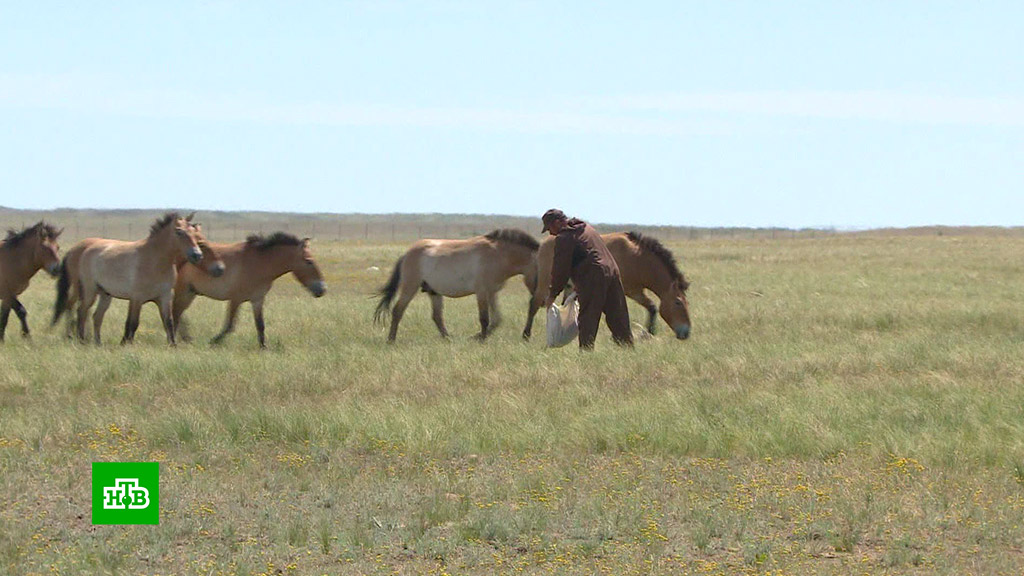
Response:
[1, 233, 1023, 574]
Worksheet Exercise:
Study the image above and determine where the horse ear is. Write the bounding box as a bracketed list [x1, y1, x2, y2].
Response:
[301, 237, 311, 246]
[55, 227, 64, 238]
[185, 212, 196, 222]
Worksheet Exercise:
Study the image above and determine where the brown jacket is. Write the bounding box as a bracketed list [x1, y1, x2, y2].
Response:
[548, 219, 620, 297]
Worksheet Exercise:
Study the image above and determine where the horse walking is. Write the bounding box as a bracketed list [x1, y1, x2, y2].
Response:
[374, 229, 539, 342]
[52, 212, 211, 345]
[0, 222, 62, 341]
[173, 232, 326, 348]
[524, 231, 691, 340]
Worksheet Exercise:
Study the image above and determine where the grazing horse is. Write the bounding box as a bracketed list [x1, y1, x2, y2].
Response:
[374, 229, 539, 342]
[524, 231, 691, 340]
[0, 222, 62, 341]
[172, 232, 326, 348]
[52, 212, 207, 345]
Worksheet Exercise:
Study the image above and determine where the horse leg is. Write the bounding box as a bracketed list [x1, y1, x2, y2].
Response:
[386, 281, 419, 343]
[64, 285, 79, 340]
[523, 287, 546, 340]
[121, 300, 143, 345]
[251, 296, 267, 349]
[429, 294, 450, 340]
[211, 300, 241, 345]
[92, 292, 112, 345]
[157, 293, 175, 346]
[473, 292, 490, 340]
[76, 286, 98, 342]
[12, 298, 30, 338]
[0, 300, 10, 342]
[172, 287, 197, 343]
[625, 288, 658, 335]
[487, 293, 502, 335]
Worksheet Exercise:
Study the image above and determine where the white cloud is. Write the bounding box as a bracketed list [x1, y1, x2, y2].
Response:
[4, 73, 1022, 134]
[0, 73, 730, 136]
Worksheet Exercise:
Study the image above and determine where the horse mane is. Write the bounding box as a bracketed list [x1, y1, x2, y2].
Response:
[149, 212, 182, 237]
[625, 231, 689, 289]
[245, 232, 303, 251]
[484, 228, 539, 251]
[3, 221, 60, 249]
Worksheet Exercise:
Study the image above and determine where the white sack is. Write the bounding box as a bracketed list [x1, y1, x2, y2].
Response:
[546, 292, 579, 348]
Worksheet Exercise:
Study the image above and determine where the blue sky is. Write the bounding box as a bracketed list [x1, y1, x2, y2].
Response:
[1, 1, 1022, 228]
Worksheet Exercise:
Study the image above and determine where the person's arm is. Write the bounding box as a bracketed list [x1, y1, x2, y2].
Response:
[546, 235, 573, 307]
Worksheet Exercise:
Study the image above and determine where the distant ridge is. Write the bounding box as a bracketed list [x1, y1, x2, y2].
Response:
[1, 207, 1020, 244]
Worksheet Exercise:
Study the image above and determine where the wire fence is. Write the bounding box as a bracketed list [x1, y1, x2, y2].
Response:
[0, 216, 845, 246]
[0, 210, 856, 246]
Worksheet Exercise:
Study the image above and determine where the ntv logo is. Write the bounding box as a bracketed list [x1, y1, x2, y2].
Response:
[102, 478, 150, 510]
[92, 462, 160, 525]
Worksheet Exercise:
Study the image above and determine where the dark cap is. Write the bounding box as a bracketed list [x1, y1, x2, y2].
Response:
[541, 208, 567, 233]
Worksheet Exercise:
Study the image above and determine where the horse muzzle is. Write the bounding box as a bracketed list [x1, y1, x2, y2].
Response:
[308, 281, 326, 298]
[675, 324, 691, 340]
[46, 262, 61, 277]
[209, 262, 226, 278]
[187, 248, 203, 264]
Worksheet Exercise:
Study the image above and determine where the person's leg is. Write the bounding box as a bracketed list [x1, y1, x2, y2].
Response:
[603, 277, 634, 347]
[576, 275, 608, 350]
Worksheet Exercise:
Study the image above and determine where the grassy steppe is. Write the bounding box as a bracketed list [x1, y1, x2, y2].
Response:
[1, 233, 1023, 575]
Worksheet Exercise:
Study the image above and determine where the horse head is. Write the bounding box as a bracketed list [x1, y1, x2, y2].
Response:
[36, 223, 63, 276]
[188, 223, 225, 277]
[152, 213, 203, 265]
[659, 278, 691, 340]
[11, 222, 64, 277]
[292, 238, 326, 297]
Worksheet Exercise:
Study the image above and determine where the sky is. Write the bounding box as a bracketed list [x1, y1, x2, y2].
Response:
[1, 1, 1022, 228]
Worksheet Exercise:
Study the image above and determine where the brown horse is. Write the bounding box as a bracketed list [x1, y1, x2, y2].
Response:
[179, 223, 226, 278]
[52, 212, 208, 345]
[172, 232, 326, 348]
[374, 229, 539, 342]
[524, 231, 691, 340]
[0, 222, 62, 341]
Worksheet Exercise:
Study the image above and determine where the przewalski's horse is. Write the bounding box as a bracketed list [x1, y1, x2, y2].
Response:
[0, 222, 62, 341]
[374, 229, 539, 342]
[524, 231, 691, 340]
[178, 223, 226, 278]
[172, 232, 326, 348]
[52, 212, 209, 345]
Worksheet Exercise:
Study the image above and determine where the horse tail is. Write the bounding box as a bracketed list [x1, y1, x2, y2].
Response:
[373, 255, 404, 325]
[52, 255, 70, 326]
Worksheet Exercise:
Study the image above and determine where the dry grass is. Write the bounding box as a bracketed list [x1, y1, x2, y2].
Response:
[1, 224, 1023, 575]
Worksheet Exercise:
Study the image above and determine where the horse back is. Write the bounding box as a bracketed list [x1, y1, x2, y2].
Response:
[177, 241, 258, 302]
[77, 238, 166, 298]
[602, 233, 645, 290]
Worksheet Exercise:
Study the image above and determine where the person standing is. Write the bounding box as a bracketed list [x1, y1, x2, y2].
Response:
[542, 209, 633, 349]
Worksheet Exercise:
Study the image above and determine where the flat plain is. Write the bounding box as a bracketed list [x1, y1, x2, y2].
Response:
[1, 222, 1023, 575]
